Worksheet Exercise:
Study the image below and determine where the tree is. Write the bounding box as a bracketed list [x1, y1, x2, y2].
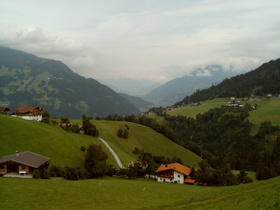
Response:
[85, 143, 108, 178]
[123, 129, 129, 139]
[117, 129, 123, 138]
[41, 110, 50, 123]
[82, 116, 99, 137]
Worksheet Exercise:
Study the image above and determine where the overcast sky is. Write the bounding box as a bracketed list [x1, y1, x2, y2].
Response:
[1, 0, 280, 82]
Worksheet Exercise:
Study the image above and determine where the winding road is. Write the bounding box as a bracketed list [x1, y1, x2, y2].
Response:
[98, 137, 125, 169]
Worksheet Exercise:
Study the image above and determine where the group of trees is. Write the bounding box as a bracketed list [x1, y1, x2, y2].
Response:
[117, 125, 129, 138]
[194, 160, 252, 186]
[163, 106, 280, 180]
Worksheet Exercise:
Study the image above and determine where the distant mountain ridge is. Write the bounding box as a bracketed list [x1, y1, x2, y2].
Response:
[119, 93, 154, 112]
[0, 46, 140, 118]
[176, 59, 280, 105]
[144, 65, 239, 106]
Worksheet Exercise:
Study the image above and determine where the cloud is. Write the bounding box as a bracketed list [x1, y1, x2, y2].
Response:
[1, 0, 280, 82]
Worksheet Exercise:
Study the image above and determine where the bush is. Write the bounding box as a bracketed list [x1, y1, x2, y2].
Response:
[33, 169, 40, 179]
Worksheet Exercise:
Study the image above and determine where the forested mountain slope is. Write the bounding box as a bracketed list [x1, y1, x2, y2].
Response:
[177, 59, 280, 105]
[0, 46, 140, 118]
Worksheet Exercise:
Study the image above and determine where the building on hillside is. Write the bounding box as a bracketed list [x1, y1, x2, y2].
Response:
[0, 107, 10, 114]
[13, 106, 43, 121]
[0, 151, 50, 176]
[156, 162, 195, 184]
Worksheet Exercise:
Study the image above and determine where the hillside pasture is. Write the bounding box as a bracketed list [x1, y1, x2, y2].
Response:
[0, 115, 201, 169]
[167, 98, 227, 118]
[0, 115, 115, 167]
[93, 120, 201, 168]
[1, 176, 279, 209]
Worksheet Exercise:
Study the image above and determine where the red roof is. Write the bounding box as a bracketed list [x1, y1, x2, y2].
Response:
[185, 179, 195, 184]
[0, 107, 10, 113]
[156, 163, 191, 176]
[13, 106, 43, 114]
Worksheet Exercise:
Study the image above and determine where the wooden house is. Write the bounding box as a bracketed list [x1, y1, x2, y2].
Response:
[0, 107, 10, 114]
[156, 162, 194, 184]
[0, 151, 50, 176]
[13, 106, 43, 121]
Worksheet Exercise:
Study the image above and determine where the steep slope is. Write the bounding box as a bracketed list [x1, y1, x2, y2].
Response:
[145, 65, 238, 106]
[177, 59, 280, 105]
[0, 46, 140, 118]
[119, 93, 154, 112]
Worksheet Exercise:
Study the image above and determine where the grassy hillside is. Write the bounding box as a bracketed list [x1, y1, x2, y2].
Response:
[166, 98, 280, 127]
[168, 98, 226, 118]
[70, 119, 201, 167]
[0, 115, 201, 168]
[0, 115, 115, 167]
[1, 176, 279, 209]
[93, 120, 201, 167]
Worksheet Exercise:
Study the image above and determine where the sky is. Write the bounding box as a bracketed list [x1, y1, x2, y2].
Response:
[1, 0, 280, 83]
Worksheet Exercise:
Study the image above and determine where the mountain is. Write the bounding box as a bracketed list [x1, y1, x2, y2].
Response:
[0, 46, 140, 118]
[119, 93, 154, 112]
[100, 78, 161, 96]
[177, 59, 280, 105]
[144, 65, 240, 106]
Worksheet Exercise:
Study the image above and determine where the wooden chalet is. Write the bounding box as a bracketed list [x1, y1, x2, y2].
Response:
[156, 162, 195, 184]
[0, 107, 10, 114]
[0, 151, 50, 176]
[13, 106, 43, 121]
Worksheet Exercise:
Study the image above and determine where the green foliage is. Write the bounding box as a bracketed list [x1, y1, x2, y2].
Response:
[117, 127, 129, 138]
[195, 160, 239, 186]
[32, 169, 40, 179]
[32, 168, 49, 179]
[84, 143, 108, 178]
[117, 128, 123, 138]
[83, 116, 99, 137]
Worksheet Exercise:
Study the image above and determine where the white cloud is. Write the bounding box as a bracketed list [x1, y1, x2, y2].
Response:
[0, 0, 280, 82]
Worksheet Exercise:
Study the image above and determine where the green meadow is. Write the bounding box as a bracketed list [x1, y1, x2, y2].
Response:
[0, 115, 201, 168]
[167, 98, 227, 119]
[1, 176, 280, 209]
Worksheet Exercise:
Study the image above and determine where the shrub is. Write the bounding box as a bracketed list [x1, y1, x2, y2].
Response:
[32, 169, 40, 179]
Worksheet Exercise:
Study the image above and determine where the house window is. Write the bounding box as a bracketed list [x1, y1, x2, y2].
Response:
[178, 175, 180, 177]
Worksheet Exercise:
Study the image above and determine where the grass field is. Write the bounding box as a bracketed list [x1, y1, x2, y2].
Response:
[1, 176, 279, 209]
[167, 98, 227, 119]
[70, 119, 201, 168]
[0, 115, 110, 167]
[0, 115, 201, 169]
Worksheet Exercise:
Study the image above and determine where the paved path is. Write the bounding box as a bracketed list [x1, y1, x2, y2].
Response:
[98, 137, 125, 169]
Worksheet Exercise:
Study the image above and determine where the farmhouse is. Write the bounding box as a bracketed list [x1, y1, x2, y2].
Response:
[0, 151, 50, 176]
[13, 105, 43, 121]
[156, 162, 194, 184]
[0, 107, 10, 114]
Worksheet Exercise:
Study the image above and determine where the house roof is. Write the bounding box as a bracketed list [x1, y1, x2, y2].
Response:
[185, 178, 195, 184]
[13, 106, 43, 114]
[156, 163, 191, 176]
[0, 107, 10, 113]
[0, 151, 50, 168]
